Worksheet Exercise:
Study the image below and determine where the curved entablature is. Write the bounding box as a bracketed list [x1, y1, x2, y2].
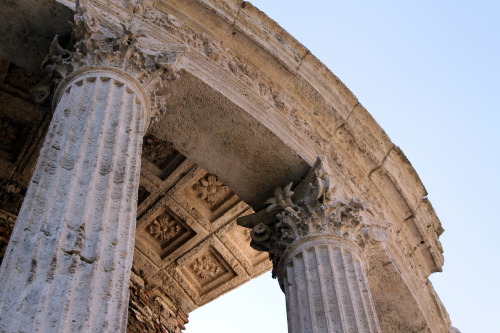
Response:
[114, 0, 443, 276]
[0, 0, 451, 331]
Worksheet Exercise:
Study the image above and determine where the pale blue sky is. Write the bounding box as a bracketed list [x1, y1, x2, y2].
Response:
[188, 1, 500, 332]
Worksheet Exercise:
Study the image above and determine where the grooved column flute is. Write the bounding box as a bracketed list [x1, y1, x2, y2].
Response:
[0, 67, 149, 332]
[238, 156, 385, 333]
[280, 237, 380, 333]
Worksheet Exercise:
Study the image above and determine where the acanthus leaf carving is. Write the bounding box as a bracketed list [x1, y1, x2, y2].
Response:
[32, 1, 184, 124]
[30, 35, 74, 104]
[237, 155, 388, 277]
[264, 182, 297, 213]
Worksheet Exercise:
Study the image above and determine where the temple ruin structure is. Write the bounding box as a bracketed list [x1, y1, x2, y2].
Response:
[0, 0, 457, 332]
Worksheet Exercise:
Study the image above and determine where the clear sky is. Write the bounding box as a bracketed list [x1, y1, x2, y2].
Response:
[187, 1, 500, 332]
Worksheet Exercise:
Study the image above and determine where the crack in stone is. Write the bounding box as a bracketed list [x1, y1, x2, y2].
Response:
[62, 248, 97, 264]
[367, 144, 396, 179]
[333, 102, 360, 134]
[226, 2, 245, 35]
[283, 49, 311, 89]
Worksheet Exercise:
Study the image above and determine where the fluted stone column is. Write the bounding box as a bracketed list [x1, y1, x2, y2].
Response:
[238, 156, 385, 333]
[280, 236, 380, 333]
[0, 66, 149, 332]
[0, 3, 180, 329]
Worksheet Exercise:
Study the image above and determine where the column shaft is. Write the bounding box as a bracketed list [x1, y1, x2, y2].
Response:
[238, 157, 385, 333]
[0, 69, 146, 332]
[281, 238, 381, 333]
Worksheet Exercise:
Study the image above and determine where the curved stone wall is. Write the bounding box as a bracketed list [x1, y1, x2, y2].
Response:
[0, 0, 451, 332]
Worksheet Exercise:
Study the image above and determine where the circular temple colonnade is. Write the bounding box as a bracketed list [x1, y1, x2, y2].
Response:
[0, 0, 454, 332]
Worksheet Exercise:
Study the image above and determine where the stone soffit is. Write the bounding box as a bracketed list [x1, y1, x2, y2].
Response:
[0, 0, 451, 331]
[0, 62, 449, 332]
[133, 134, 272, 311]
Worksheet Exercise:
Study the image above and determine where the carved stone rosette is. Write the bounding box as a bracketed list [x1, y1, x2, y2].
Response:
[238, 156, 385, 333]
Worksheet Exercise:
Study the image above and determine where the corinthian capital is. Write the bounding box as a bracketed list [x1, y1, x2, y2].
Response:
[238, 156, 387, 275]
[31, 0, 184, 123]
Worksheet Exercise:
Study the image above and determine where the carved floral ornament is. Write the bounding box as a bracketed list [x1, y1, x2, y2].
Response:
[191, 255, 220, 280]
[31, 0, 185, 123]
[193, 174, 227, 204]
[148, 212, 179, 243]
[237, 156, 388, 275]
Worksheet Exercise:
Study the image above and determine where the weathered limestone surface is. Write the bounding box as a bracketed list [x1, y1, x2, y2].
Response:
[282, 238, 380, 333]
[0, 67, 148, 331]
[0, 0, 457, 332]
[239, 157, 385, 332]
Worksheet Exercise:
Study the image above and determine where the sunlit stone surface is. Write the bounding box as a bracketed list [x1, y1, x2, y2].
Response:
[0, 0, 456, 332]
